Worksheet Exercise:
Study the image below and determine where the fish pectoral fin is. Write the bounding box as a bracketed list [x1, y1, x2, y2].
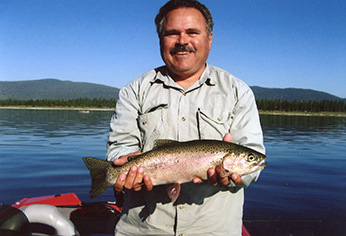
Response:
[220, 153, 236, 178]
[167, 182, 181, 203]
[219, 165, 232, 178]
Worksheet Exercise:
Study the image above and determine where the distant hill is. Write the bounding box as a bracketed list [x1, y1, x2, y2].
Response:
[0, 79, 344, 102]
[251, 86, 344, 102]
[0, 79, 119, 100]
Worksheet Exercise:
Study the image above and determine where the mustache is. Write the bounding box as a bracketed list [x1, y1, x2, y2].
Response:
[170, 45, 196, 55]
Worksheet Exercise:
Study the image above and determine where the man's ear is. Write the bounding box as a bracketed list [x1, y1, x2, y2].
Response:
[208, 32, 213, 50]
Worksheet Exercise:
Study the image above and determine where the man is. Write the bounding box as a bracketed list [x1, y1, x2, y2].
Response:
[106, 0, 265, 235]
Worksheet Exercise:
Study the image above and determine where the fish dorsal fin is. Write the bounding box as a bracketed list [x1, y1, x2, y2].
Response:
[153, 139, 179, 149]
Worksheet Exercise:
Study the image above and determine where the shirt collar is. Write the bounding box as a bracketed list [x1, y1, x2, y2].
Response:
[151, 63, 216, 89]
[199, 63, 216, 86]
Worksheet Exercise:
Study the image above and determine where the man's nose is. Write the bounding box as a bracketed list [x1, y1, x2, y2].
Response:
[177, 32, 188, 45]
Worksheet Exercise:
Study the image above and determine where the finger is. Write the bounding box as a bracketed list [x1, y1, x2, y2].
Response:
[192, 177, 203, 183]
[207, 168, 218, 186]
[143, 175, 153, 191]
[215, 165, 229, 186]
[113, 156, 128, 166]
[230, 173, 242, 186]
[124, 165, 138, 189]
[133, 167, 145, 191]
[129, 151, 142, 156]
[113, 151, 142, 166]
[223, 133, 232, 143]
[127, 151, 142, 161]
[114, 173, 126, 192]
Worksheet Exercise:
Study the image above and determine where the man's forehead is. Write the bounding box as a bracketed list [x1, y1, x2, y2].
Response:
[163, 7, 207, 31]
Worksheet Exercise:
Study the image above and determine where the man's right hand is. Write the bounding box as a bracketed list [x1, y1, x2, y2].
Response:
[113, 152, 153, 192]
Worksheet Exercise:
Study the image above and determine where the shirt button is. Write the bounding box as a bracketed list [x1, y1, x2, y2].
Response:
[179, 205, 184, 209]
[142, 121, 147, 125]
[181, 117, 186, 121]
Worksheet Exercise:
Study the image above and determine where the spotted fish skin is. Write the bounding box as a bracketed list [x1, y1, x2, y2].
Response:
[83, 139, 267, 200]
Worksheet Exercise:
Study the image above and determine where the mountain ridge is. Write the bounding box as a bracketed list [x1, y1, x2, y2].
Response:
[1, 79, 345, 102]
[0, 79, 119, 100]
[250, 86, 344, 102]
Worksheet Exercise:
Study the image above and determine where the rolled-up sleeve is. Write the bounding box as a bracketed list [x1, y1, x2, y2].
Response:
[106, 84, 141, 161]
[229, 80, 265, 188]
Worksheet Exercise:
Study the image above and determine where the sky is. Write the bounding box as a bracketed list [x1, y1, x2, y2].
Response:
[1, 0, 346, 98]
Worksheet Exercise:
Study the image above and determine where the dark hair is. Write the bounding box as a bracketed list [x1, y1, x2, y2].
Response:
[155, 0, 214, 37]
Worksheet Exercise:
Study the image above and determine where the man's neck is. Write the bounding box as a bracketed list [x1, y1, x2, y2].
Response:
[167, 67, 205, 89]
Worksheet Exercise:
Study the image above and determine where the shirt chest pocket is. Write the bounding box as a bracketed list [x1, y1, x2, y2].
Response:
[197, 106, 233, 140]
[137, 104, 168, 151]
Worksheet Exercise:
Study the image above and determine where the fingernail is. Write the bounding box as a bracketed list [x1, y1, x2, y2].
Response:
[131, 165, 137, 170]
[119, 174, 125, 181]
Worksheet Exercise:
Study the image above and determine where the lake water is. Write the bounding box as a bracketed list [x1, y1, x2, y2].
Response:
[0, 109, 345, 236]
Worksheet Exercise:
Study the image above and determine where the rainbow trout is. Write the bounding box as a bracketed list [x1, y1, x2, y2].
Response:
[83, 139, 267, 201]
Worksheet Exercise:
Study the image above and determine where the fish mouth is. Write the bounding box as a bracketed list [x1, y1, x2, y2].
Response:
[249, 159, 267, 169]
[259, 160, 268, 168]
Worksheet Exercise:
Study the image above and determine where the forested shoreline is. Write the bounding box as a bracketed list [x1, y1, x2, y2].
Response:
[0, 98, 116, 109]
[256, 99, 346, 112]
[0, 98, 346, 113]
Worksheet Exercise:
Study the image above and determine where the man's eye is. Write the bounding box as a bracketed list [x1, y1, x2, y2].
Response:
[164, 32, 179, 36]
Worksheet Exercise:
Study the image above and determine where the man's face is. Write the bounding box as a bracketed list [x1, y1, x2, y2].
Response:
[160, 7, 213, 79]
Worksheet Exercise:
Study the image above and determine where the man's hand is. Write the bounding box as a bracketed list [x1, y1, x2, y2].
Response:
[192, 133, 242, 186]
[113, 152, 153, 192]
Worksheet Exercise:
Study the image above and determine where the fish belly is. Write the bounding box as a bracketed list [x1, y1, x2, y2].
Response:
[143, 152, 223, 186]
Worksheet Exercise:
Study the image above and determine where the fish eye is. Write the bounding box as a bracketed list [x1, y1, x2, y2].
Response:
[247, 154, 257, 162]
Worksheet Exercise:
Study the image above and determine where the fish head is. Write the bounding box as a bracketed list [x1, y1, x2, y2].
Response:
[220, 149, 267, 177]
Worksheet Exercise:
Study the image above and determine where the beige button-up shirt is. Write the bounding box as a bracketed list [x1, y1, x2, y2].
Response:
[107, 64, 265, 236]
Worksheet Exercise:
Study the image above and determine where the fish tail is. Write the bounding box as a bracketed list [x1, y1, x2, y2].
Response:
[82, 157, 116, 199]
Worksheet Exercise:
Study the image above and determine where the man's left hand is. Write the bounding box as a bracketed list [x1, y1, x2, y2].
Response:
[192, 133, 242, 186]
